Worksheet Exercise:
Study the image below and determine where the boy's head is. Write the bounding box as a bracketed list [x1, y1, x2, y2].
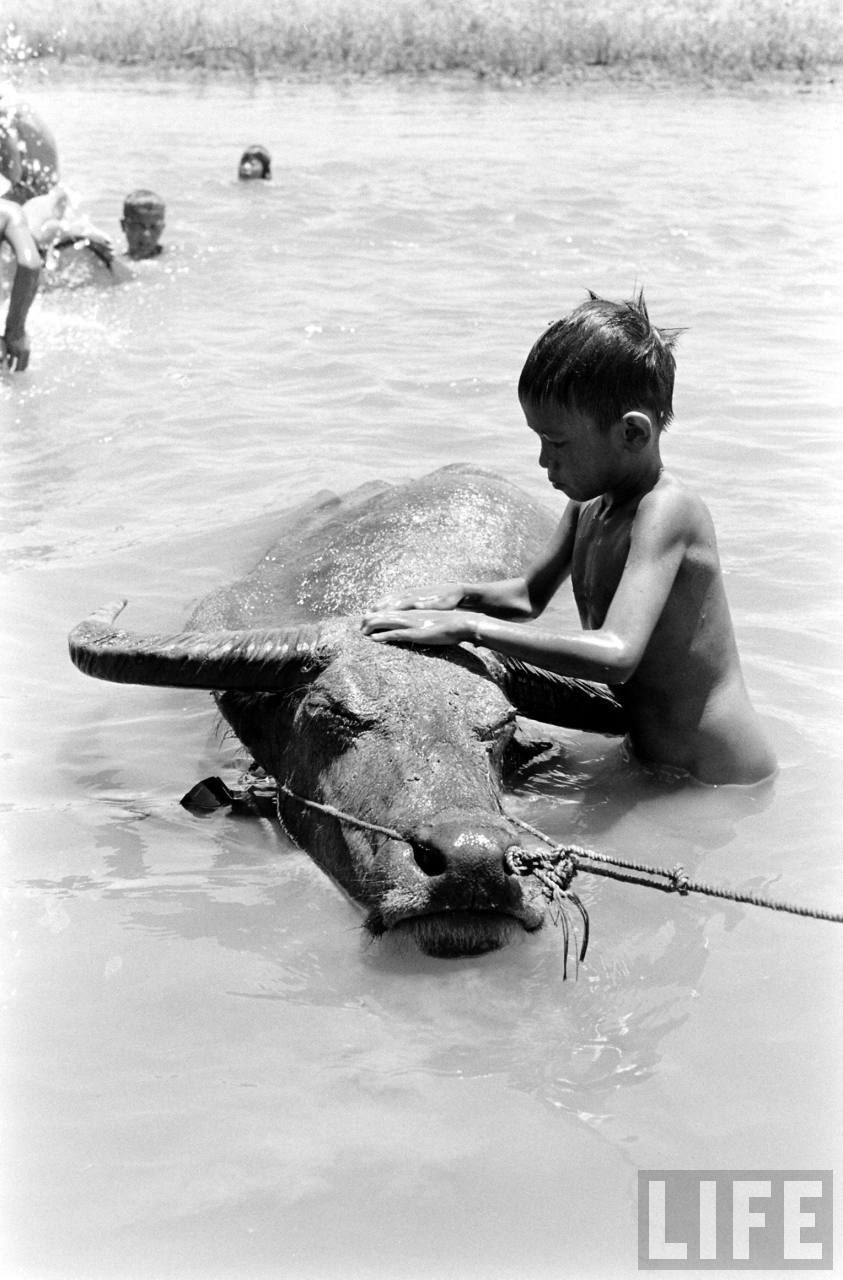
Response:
[121, 188, 165, 259]
[238, 145, 271, 180]
[518, 290, 681, 431]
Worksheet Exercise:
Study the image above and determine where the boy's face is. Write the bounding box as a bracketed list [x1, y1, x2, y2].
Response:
[238, 156, 265, 179]
[522, 397, 622, 502]
[122, 207, 165, 259]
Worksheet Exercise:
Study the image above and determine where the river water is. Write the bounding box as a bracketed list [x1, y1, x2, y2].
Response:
[1, 74, 841, 1280]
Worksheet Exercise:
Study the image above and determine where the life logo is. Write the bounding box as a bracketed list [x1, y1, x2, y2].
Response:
[638, 1170, 833, 1269]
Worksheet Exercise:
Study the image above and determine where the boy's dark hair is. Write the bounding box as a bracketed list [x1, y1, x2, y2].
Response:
[240, 145, 271, 178]
[518, 290, 683, 429]
[123, 188, 165, 218]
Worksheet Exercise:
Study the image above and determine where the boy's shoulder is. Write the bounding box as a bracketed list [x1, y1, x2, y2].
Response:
[578, 470, 709, 524]
[647, 468, 710, 511]
[634, 469, 717, 546]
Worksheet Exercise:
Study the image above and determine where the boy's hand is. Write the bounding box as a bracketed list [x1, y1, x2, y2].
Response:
[361, 608, 477, 647]
[86, 232, 115, 265]
[1, 330, 30, 372]
[369, 583, 465, 611]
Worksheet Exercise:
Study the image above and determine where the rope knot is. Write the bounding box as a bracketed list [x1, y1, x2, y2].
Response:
[504, 842, 588, 976]
[669, 864, 690, 895]
[505, 845, 578, 892]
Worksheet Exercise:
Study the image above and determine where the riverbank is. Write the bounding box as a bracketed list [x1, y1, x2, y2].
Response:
[3, 0, 841, 86]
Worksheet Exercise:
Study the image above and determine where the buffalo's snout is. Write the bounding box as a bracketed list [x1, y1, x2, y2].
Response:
[408, 814, 518, 887]
[365, 810, 545, 953]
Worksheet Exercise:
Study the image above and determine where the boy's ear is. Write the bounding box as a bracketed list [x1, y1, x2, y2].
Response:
[620, 411, 654, 449]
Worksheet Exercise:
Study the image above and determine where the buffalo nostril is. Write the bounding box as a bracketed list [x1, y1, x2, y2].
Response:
[413, 841, 449, 877]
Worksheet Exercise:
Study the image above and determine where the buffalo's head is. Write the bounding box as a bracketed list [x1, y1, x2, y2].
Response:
[69, 601, 624, 958]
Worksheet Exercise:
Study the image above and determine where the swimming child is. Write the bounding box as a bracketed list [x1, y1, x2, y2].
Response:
[361, 290, 777, 786]
[28, 187, 164, 284]
[238, 145, 271, 180]
[121, 189, 166, 260]
[0, 196, 41, 371]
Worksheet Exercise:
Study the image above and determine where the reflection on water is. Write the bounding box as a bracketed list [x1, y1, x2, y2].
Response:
[2, 74, 842, 1279]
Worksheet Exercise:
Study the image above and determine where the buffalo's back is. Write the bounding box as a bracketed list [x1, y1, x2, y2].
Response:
[190, 465, 555, 630]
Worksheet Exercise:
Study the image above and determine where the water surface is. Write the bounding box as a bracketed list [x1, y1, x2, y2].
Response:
[1, 75, 841, 1280]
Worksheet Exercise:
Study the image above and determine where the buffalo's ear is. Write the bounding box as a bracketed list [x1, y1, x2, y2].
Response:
[494, 657, 628, 736]
[500, 722, 568, 785]
[214, 672, 322, 782]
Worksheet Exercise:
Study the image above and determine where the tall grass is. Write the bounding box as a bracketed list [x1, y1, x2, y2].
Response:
[3, 0, 842, 81]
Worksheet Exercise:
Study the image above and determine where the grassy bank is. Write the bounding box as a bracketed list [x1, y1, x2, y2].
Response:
[3, 0, 842, 83]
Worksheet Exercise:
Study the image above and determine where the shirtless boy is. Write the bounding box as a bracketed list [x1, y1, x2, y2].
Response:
[361, 291, 776, 786]
[22, 188, 163, 286]
[238, 145, 272, 180]
[121, 189, 166, 261]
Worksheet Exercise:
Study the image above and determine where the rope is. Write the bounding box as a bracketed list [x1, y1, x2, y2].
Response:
[269, 782, 843, 925]
[276, 781, 407, 841]
[277, 782, 590, 974]
[505, 813, 843, 924]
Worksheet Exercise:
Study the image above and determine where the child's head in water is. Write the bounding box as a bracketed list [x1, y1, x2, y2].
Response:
[121, 189, 165, 259]
[238, 145, 271, 180]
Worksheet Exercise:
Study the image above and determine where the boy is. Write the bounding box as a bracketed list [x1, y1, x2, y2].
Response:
[34, 189, 163, 285]
[121, 189, 166, 260]
[1, 196, 41, 371]
[361, 291, 776, 786]
[238, 145, 272, 180]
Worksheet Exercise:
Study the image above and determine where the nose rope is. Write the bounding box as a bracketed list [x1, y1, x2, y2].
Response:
[276, 780, 407, 842]
[281, 773, 839, 926]
[504, 812, 843, 924]
[229, 779, 843, 927]
[276, 780, 589, 977]
[185, 771, 838, 978]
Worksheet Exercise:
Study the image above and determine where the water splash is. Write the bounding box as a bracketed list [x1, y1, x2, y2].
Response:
[1, 22, 54, 80]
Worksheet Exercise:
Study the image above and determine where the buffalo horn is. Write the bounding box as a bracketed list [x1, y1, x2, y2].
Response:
[68, 600, 330, 691]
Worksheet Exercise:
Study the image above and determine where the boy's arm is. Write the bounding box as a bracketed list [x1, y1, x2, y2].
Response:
[2, 203, 41, 372]
[519, 499, 580, 615]
[368, 501, 580, 620]
[0, 126, 24, 191]
[363, 489, 690, 685]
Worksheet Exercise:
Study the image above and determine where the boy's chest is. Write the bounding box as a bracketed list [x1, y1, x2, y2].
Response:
[571, 505, 631, 625]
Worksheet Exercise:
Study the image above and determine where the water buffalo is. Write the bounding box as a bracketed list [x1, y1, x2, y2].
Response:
[69, 465, 625, 958]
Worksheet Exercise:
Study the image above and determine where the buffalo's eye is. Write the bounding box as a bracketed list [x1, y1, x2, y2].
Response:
[298, 690, 378, 736]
